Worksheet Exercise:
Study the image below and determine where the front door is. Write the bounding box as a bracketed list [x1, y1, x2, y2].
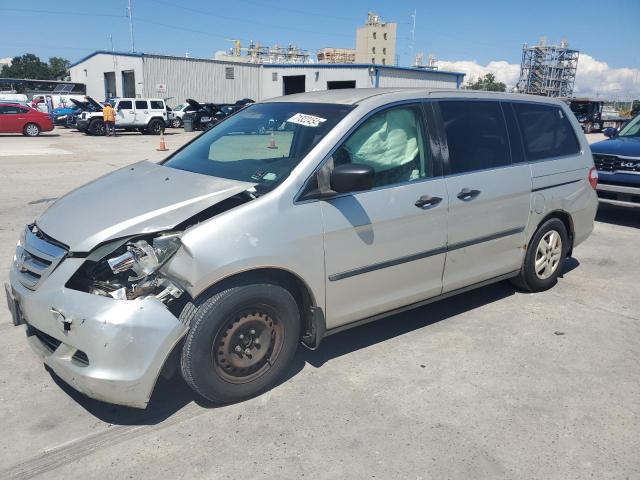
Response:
[115, 100, 135, 126]
[436, 100, 532, 292]
[321, 103, 448, 328]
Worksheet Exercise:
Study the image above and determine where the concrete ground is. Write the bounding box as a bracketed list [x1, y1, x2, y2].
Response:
[0, 128, 638, 479]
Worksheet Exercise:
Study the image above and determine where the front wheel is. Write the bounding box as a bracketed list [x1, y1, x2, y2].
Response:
[147, 119, 164, 135]
[512, 218, 569, 292]
[171, 117, 183, 128]
[88, 119, 105, 136]
[23, 123, 40, 137]
[180, 283, 301, 404]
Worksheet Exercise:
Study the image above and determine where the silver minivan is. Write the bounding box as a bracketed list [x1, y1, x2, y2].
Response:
[5, 89, 598, 408]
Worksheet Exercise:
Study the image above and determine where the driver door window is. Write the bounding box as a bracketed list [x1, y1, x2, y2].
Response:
[334, 104, 430, 188]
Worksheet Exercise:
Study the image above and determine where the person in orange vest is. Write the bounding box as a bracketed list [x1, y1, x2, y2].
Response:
[103, 102, 116, 136]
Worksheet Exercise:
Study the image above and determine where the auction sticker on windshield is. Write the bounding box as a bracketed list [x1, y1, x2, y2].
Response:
[287, 113, 327, 127]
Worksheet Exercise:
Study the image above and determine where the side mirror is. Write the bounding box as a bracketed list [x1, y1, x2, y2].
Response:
[330, 163, 375, 194]
[603, 127, 618, 138]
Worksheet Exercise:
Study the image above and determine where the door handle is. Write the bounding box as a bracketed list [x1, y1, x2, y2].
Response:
[129, 110, 134, 114]
[415, 195, 442, 209]
[457, 188, 481, 201]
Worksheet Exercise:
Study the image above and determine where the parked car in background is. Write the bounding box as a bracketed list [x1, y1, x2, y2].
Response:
[169, 103, 196, 128]
[51, 105, 83, 127]
[76, 97, 168, 135]
[0, 102, 54, 136]
[5, 89, 598, 408]
[590, 113, 640, 208]
[566, 98, 630, 133]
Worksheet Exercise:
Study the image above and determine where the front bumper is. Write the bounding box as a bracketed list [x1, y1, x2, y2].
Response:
[7, 258, 188, 408]
[596, 182, 640, 208]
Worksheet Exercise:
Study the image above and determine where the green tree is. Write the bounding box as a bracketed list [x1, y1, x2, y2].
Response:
[48, 57, 71, 80]
[0, 53, 71, 80]
[466, 73, 506, 92]
[0, 53, 52, 79]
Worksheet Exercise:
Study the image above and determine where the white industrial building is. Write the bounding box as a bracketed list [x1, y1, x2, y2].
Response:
[70, 51, 465, 104]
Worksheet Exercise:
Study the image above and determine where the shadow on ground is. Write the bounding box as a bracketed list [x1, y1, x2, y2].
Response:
[596, 204, 639, 228]
[49, 261, 582, 425]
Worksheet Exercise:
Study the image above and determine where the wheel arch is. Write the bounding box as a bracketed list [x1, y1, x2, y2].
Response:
[535, 210, 575, 256]
[189, 267, 323, 348]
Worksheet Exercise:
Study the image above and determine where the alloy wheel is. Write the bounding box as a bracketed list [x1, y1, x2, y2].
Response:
[535, 230, 563, 280]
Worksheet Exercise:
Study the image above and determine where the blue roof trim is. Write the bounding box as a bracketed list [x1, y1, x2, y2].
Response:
[262, 63, 465, 78]
[70, 51, 466, 80]
[70, 50, 143, 68]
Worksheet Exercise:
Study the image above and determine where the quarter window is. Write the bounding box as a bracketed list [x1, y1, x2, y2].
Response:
[135, 100, 148, 109]
[440, 100, 510, 174]
[513, 103, 580, 161]
[333, 105, 430, 188]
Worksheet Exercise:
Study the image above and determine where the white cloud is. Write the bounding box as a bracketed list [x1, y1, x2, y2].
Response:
[0, 57, 12, 67]
[437, 53, 640, 98]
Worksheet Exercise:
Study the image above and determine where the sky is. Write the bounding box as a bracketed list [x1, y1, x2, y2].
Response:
[1, 0, 639, 97]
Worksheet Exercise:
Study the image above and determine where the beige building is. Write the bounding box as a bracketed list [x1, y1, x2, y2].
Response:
[355, 12, 397, 65]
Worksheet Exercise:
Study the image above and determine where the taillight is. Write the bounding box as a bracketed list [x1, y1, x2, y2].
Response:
[588, 167, 598, 190]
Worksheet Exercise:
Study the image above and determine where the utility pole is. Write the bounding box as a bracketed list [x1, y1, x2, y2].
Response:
[409, 9, 416, 66]
[127, 0, 135, 52]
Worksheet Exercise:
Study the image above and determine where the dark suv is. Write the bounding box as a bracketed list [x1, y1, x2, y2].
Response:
[590, 113, 640, 208]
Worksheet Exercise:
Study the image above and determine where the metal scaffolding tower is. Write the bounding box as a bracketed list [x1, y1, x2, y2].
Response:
[517, 38, 579, 97]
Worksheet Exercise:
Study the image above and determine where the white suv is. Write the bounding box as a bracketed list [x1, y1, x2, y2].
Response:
[77, 97, 168, 135]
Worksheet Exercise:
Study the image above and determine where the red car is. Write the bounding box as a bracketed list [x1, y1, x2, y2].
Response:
[0, 102, 54, 136]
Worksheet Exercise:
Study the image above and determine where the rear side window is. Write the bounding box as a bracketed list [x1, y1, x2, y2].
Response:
[513, 103, 580, 161]
[440, 100, 510, 174]
[0, 105, 25, 114]
[150, 100, 164, 109]
[135, 100, 149, 109]
[117, 100, 132, 110]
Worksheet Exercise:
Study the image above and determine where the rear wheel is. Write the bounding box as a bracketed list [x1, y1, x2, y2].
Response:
[23, 123, 40, 137]
[88, 118, 105, 136]
[512, 218, 569, 292]
[180, 283, 301, 404]
[147, 118, 164, 135]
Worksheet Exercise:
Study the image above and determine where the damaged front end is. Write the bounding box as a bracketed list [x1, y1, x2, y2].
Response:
[67, 232, 185, 306]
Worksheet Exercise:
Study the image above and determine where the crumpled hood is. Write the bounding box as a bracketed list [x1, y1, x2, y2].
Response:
[590, 137, 640, 158]
[37, 161, 255, 252]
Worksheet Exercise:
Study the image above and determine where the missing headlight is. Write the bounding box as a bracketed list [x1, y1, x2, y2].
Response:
[66, 232, 184, 304]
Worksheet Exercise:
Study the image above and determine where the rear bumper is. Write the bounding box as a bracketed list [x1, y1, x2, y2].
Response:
[596, 182, 640, 208]
[7, 258, 188, 408]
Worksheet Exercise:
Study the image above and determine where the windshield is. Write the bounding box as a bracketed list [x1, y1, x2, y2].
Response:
[569, 102, 592, 115]
[173, 104, 184, 111]
[618, 114, 640, 138]
[164, 102, 353, 195]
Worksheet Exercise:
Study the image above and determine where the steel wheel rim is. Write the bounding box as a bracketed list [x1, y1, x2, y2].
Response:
[535, 230, 562, 280]
[212, 307, 284, 384]
[26, 124, 38, 136]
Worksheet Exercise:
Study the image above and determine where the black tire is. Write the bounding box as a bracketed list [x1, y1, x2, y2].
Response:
[171, 117, 183, 128]
[147, 118, 164, 135]
[88, 118, 105, 136]
[512, 218, 569, 292]
[23, 123, 40, 137]
[180, 283, 301, 404]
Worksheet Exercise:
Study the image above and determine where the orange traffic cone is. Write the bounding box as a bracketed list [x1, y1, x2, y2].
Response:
[157, 130, 168, 152]
[267, 132, 278, 149]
